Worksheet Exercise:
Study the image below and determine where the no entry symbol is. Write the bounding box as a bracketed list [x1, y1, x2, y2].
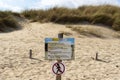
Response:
[52, 62, 65, 75]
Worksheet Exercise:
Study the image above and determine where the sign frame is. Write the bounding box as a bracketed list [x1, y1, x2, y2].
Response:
[45, 38, 75, 60]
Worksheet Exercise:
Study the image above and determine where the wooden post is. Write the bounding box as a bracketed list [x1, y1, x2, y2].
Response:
[58, 33, 63, 39]
[56, 33, 63, 80]
[56, 75, 61, 80]
[56, 60, 62, 80]
[29, 49, 32, 59]
[95, 52, 98, 60]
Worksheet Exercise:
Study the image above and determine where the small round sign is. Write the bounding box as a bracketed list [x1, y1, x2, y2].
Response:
[52, 62, 65, 75]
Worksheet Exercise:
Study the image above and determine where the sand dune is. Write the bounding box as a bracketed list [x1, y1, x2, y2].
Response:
[0, 21, 120, 80]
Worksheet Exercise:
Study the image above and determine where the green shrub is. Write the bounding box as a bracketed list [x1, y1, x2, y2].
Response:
[81, 6, 98, 16]
[2, 16, 17, 28]
[55, 15, 90, 23]
[0, 21, 7, 32]
[112, 19, 120, 31]
[0, 11, 19, 32]
[96, 5, 120, 15]
[91, 13, 114, 26]
[12, 12, 21, 17]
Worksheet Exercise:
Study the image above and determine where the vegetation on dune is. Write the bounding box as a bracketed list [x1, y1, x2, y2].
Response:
[66, 25, 120, 38]
[22, 5, 120, 31]
[0, 5, 120, 33]
[0, 11, 20, 32]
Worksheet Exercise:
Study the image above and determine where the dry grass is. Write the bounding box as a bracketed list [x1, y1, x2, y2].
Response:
[71, 26, 103, 38]
[1, 5, 120, 33]
[22, 5, 120, 31]
[0, 11, 20, 32]
[66, 25, 120, 38]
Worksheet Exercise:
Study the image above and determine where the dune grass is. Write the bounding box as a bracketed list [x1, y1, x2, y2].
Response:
[0, 5, 120, 32]
[66, 25, 120, 38]
[0, 11, 20, 32]
[22, 5, 120, 31]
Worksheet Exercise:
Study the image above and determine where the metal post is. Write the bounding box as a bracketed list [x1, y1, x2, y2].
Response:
[56, 33, 63, 80]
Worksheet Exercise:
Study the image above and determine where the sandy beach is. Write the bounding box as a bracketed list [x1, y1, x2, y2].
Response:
[0, 21, 120, 80]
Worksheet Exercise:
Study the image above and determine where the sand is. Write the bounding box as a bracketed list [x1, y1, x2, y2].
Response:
[0, 21, 120, 80]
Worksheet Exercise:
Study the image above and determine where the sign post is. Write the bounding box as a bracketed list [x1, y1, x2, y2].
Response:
[52, 61, 65, 80]
[56, 33, 63, 80]
[45, 33, 75, 80]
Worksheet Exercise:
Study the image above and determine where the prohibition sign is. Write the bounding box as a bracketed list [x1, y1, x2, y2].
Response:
[52, 62, 65, 75]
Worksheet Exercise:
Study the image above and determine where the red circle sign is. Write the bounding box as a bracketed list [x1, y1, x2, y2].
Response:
[52, 62, 65, 75]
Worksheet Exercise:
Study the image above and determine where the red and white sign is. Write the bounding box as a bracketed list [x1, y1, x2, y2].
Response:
[52, 62, 65, 75]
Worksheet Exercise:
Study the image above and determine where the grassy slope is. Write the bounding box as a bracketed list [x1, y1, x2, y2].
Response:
[22, 5, 120, 31]
[0, 11, 20, 32]
[0, 5, 120, 33]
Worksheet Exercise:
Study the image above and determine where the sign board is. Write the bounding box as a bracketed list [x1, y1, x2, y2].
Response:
[52, 62, 65, 75]
[45, 38, 74, 60]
